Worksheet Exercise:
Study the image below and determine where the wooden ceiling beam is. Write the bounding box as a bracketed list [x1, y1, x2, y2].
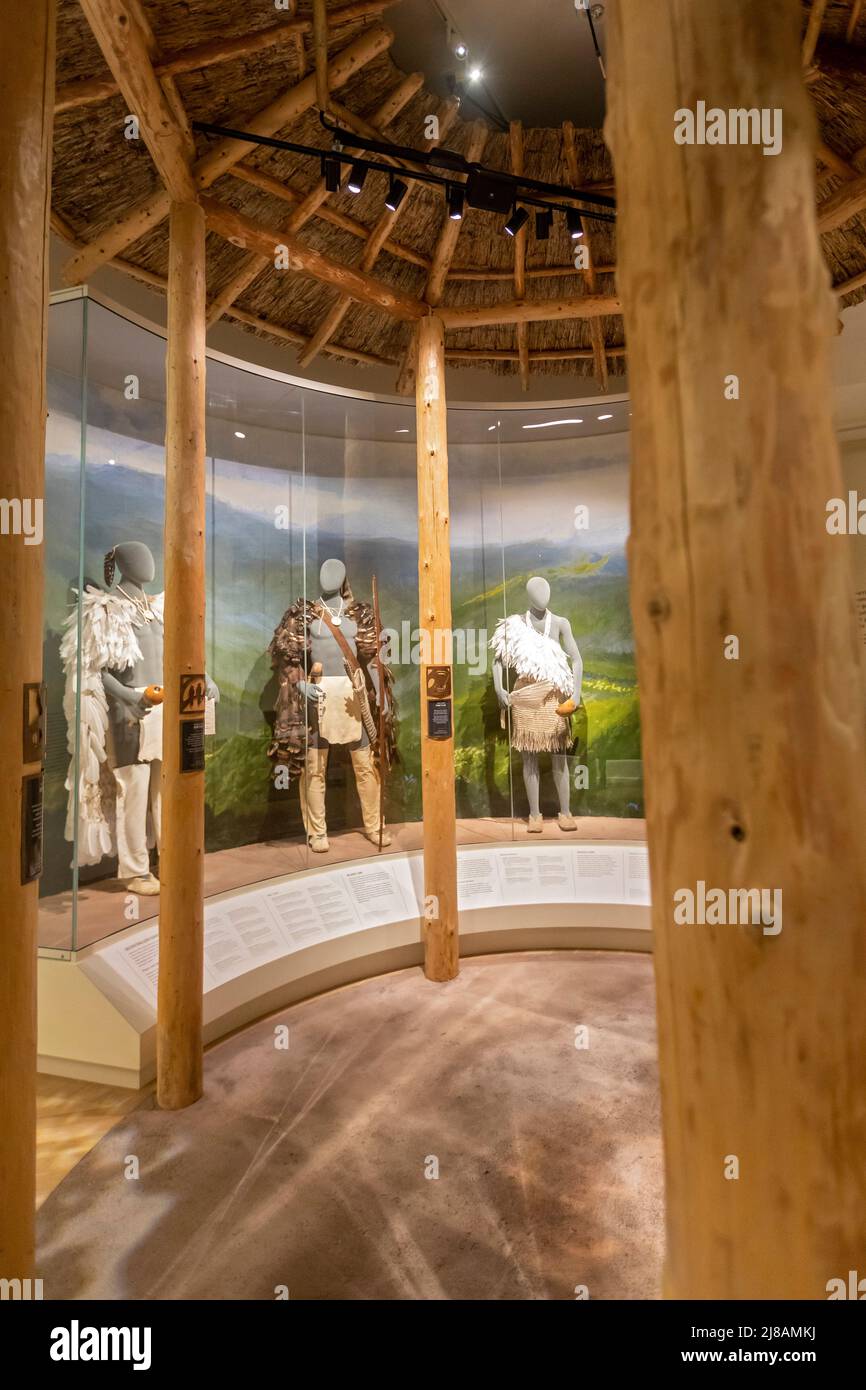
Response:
[62, 23, 393, 286]
[78, 0, 196, 201]
[55, 2, 395, 113]
[563, 119, 608, 391]
[393, 119, 487, 395]
[438, 295, 621, 330]
[449, 262, 615, 280]
[445, 347, 626, 362]
[206, 70, 423, 329]
[201, 195, 426, 320]
[834, 266, 866, 298]
[229, 162, 430, 267]
[802, 0, 829, 68]
[224, 306, 397, 366]
[426, 121, 488, 306]
[313, 0, 330, 113]
[510, 120, 530, 392]
[297, 96, 459, 369]
[817, 168, 866, 231]
[847, 1, 864, 42]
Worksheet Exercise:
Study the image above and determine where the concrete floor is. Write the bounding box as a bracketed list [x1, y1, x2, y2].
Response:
[37, 950, 663, 1300]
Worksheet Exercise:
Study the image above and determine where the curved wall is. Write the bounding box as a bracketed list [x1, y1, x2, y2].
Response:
[42, 288, 642, 960]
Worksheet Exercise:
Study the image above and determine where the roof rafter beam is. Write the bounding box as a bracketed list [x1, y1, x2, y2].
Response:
[393, 119, 488, 395]
[510, 120, 530, 392]
[438, 295, 621, 330]
[61, 22, 394, 286]
[56, 1, 395, 113]
[296, 96, 459, 369]
[201, 194, 426, 321]
[77, 0, 196, 201]
[803, 0, 829, 68]
[229, 161, 431, 267]
[205, 69, 423, 329]
[563, 119, 608, 391]
[313, 0, 330, 113]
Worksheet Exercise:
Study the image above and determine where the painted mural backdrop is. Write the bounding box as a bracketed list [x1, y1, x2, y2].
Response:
[42, 368, 641, 897]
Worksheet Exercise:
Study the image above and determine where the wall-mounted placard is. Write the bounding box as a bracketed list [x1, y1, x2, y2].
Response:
[180, 717, 205, 773]
[427, 698, 452, 740]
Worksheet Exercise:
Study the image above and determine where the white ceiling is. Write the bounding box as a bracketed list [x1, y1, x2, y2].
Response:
[388, 0, 608, 129]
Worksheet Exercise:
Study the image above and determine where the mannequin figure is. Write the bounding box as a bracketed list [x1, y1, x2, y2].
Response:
[268, 560, 395, 853]
[491, 576, 583, 832]
[60, 540, 217, 893]
[100, 542, 165, 894]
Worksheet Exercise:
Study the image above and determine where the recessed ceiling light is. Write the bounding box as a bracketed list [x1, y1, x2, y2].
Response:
[395, 428, 409, 433]
[108, 458, 116, 466]
[487, 424, 497, 431]
[234, 430, 246, 438]
[522, 418, 583, 430]
[468, 66, 483, 82]
[597, 414, 612, 420]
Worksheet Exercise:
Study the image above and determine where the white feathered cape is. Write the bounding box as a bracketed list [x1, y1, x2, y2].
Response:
[489, 613, 573, 695]
[60, 587, 164, 866]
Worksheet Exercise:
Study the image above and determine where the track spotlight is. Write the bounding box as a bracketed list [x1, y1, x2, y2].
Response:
[535, 208, 552, 240]
[385, 175, 408, 212]
[322, 156, 342, 193]
[447, 184, 465, 221]
[567, 209, 585, 240]
[447, 23, 468, 59]
[347, 161, 368, 194]
[503, 205, 529, 237]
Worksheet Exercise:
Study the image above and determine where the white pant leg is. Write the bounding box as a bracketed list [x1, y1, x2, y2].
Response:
[113, 763, 153, 880]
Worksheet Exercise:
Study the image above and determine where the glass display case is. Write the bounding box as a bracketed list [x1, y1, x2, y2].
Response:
[41, 288, 642, 954]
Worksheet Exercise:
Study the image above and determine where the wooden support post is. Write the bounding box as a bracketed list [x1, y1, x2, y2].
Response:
[157, 201, 207, 1111]
[607, 0, 866, 1298]
[0, 0, 55, 1285]
[415, 316, 458, 983]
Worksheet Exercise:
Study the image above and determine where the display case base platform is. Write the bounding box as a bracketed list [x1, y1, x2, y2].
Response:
[37, 829, 651, 1089]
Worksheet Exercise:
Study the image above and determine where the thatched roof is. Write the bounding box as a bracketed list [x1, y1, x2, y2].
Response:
[50, 0, 866, 393]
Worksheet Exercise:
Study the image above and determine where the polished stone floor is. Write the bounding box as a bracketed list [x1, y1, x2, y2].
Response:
[37, 950, 663, 1300]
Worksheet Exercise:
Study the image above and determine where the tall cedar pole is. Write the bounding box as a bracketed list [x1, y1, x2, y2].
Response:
[0, 0, 55, 1285]
[607, 0, 866, 1297]
[415, 316, 459, 981]
[157, 200, 207, 1110]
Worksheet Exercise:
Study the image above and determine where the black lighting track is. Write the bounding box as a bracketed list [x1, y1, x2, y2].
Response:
[191, 120, 617, 225]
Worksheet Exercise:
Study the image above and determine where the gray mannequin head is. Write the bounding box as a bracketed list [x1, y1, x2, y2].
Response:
[526, 576, 550, 612]
[104, 541, 156, 588]
[319, 558, 346, 596]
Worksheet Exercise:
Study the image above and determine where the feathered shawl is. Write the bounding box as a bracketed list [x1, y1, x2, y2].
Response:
[60, 587, 164, 865]
[489, 614, 573, 695]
